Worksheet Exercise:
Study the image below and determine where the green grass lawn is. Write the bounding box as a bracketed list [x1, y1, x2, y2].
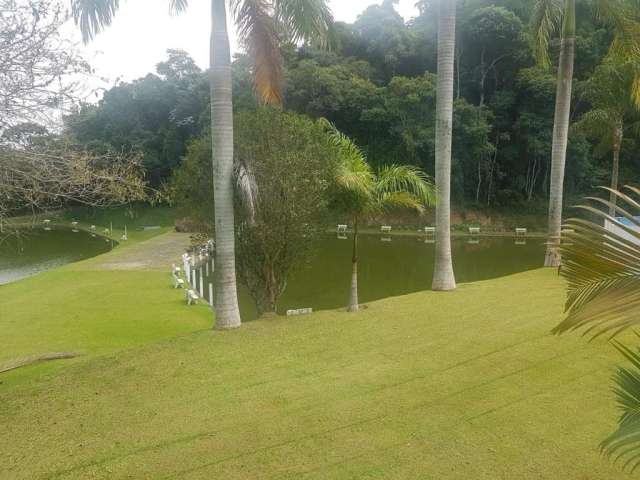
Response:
[0, 245, 634, 479]
[0, 270, 210, 377]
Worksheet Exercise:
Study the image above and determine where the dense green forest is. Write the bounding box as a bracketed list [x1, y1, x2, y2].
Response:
[64, 0, 634, 207]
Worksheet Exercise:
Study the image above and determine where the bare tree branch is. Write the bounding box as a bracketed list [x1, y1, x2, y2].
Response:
[0, 0, 90, 131]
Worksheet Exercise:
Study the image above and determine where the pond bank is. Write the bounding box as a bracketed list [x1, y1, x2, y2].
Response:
[82, 231, 191, 271]
[0, 229, 211, 387]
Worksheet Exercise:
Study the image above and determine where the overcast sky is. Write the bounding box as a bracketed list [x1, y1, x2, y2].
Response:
[76, 0, 419, 87]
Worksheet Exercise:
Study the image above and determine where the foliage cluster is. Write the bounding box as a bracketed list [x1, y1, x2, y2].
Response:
[174, 108, 338, 316]
[64, 0, 635, 207]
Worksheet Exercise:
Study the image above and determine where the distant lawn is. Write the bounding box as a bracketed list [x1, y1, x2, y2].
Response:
[0, 269, 211, 386]
[0, 264, 634, 478]
[63, 204, 180, 246]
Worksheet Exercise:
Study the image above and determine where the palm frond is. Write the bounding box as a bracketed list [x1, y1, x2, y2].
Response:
[322, 121, 433, 218]
[71, 0, 120, 43]
[169, 0, 189, 14]
[573, 108, 618, 158]
[321, 120, 374, 199]
[554, 186, 640, 338]
[72, 0, 187, 42]
[593, 0, 640, 108]
[600, 340, 640, 472]
[627, 119, 640, 137]
[274, 0, 333, 47]
[379, 191, 426, 214]
[232, 0, 284, 105]
[632, 73, 640, 110]
[375, 165, 436, 210]
[234, 157, 258, 224]
[530, 0, 564, 68]
[594, 0, 640, 60]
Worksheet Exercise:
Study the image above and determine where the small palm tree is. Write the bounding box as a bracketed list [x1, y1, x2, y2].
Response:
[531, 0, 640, 267]
[555, 186, 640, 471]
[325, 122, 435, 312]
[574, 60, 640, 215]
[71, 0, 332, 329]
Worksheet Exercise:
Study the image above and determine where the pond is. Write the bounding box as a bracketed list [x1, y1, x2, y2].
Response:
[0, 228, 113, 285]
[1, 229, 545, 318]
[196, 234, 547, 320]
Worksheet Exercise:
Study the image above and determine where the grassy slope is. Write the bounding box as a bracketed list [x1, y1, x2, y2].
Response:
[0, 269, 210, 369]
[0, 213, 211, 386]
[0, 266, 633, 479]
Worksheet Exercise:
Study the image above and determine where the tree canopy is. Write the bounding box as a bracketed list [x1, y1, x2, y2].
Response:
[63, 0, 640, 207]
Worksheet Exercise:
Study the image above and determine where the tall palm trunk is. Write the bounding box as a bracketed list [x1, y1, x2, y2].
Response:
[544, 0, 576, 267]
[432, 0, 457, 291]
[609, 122, 623, 216]
[211, 0, 241, 329]
[348, 217, 359, 312]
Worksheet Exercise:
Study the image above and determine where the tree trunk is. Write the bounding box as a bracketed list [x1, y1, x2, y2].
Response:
[609, 123, 623, 216]
[544, 0, 575, 268]
[348, 217, 359, 312]
[211, 0, 241, 329]
[256, 292, 277, 318]
[432, 0, 457, 291]
[456, 39, 462, 100]
[479, 47, 486, 107]
[486, 133, 499, 206]
[476, 159, 481, 204]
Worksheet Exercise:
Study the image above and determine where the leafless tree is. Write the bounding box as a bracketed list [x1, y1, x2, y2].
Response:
[0, 0, 89, 131]
[0, 145, 150, 227]
[0, 1, 149, 231]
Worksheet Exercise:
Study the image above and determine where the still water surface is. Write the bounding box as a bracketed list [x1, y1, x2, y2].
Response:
[213, 234, 546, 319]
[0, 230, 545, 319]
[0, 229, 112, 285]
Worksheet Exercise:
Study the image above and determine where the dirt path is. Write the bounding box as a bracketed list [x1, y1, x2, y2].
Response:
[90, 232, 191, 271]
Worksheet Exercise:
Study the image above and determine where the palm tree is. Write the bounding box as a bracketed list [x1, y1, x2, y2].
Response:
[71, 0, 332, 329]
[532, 0, 640, 267]
[325, 123, 435, 312]
[554, 186, 640, 471]
[574, 60, 640, 216]
[432, 0, 457, 291]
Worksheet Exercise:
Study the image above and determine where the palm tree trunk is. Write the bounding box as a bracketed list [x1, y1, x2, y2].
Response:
[348, 217, 359, 312]
[609, 123, 623, 216]
[211, 0, 241, 329]
[432, 0, 457, 291]
[544, 0, 575, 267]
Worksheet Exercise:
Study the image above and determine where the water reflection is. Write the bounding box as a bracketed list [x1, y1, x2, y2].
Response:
[0, 228, 112, 284]
[198, 234, 546, 320]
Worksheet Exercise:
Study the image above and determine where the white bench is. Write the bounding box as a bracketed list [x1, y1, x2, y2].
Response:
[515, 228, 527, 245]
[424, 227, 435, 235]
[286, 308, 313, 316]
[337, 224, 348, 233]
[381, 226, 392, 234]
[186, 289, 199, 305]
[173, 274, 185, 289]
[469, 227, 480, 235]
